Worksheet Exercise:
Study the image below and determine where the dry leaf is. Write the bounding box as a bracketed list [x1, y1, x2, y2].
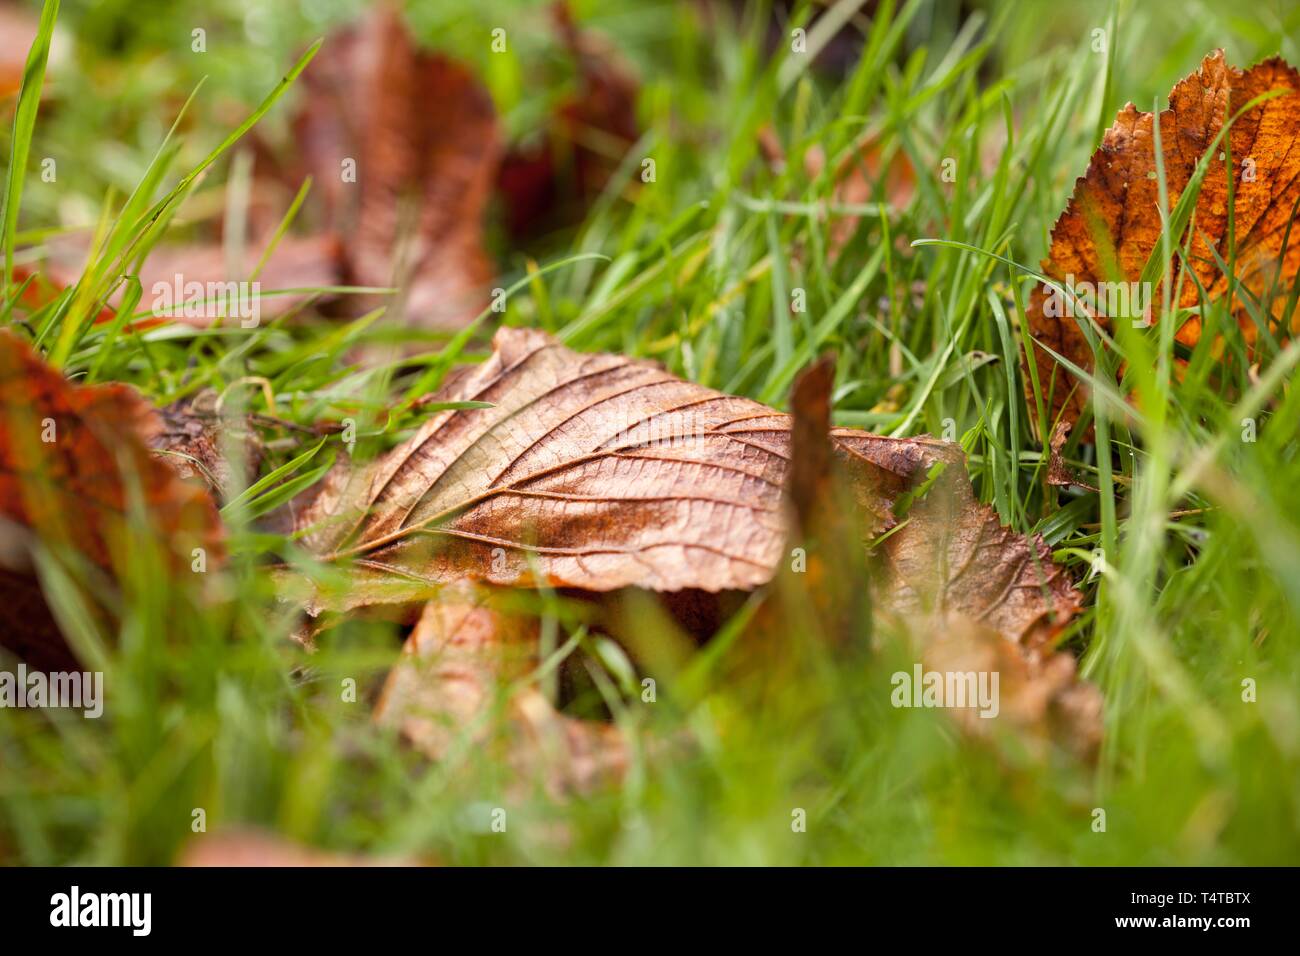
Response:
[132, 233, 342, 327]
[0, 562, 77, 670]
[362, 343, 1087, 788]
[0, 330, 223, 664]
[292, 327, 885, 606]
[781, 352, 1081, 648]
[374, 585, 627, 796]
[497, 1, 639, 239]
[14, 232, 341, 332]
[295, 6, 500, 328]
[875, 442, 1082, 648]
[777, 353, 874, 645]
[1028, 50, 1300, 430]
[917, 613, 1102, 761]
[290, 327, 1079, 648]
[1044, 419, 1098, 492]
[144, 390, 262, 502]
[757, 127, 914, 267]
[778, 359, 1097, 756]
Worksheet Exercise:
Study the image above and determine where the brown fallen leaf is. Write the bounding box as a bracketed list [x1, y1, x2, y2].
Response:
[294, 6, 500, 328]
[144, 390, 262, 502]
[15, 231, 342, 332]
[289, 327, 1079, 648]
[778, 353, 1082, 649]
[497, 1, 640, 240]
[367, 347, 1089, 790]
[132, 233, 343, 327]
[1044, 419, 1098, 493]
[875, 441, 1083, 649]
[0, 561, 77, 670]
[0, 330, 223, 665]
[776, 353, 873, 646]
[374, 585, 627, 797]
[291, 326, 881, 605]
[1028, 50, 1300, 431]
[775, 358, 1098, 757]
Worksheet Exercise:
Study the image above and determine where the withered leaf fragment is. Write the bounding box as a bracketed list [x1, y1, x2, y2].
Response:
[134, 234, 342, 327]
[781, 353, 1081, 648]
[144, 390, 262, 502]
[1029, 50, 1300, 430]
[778, 361, 1098, 756]
[0, 331, 223, 665]
[374, 585, 627, 796]
[917, 614, 1102, 762]
[803, 137, 916, 263]
[875, 439, 1083, 648]
[1045, 420, 1097, 493]
[295, 6, 500, 328]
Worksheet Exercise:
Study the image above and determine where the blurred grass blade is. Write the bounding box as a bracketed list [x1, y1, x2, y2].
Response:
[1, 0, 59, 296]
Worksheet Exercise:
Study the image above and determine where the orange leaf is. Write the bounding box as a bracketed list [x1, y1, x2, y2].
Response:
[1028, 50, 1300, 431]
[0, 330, 223, 664]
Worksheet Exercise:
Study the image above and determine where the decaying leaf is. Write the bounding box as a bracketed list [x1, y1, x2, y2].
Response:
[290, 327, 1079, 649]
[374, 585, 627, 796]
[779, 359, 1098, 756]
[1044, 419, 1097, 492]
[758, 124, 915, 265]
[498, 1, 640, 239]
[779, 353, 1082, 648]
[15, 230, 342, 332]
[144, 390, 262, 502]
[0, 560, 77, 671]
[1028, 50, 1300, 430]
[132, 233, 343, 327]
[292, 327, 877, 607]
[303, 335, 1086, 784]
[295, 6, 500, 328]
[0, 331, 223, 664]
[774, 353, 874, 646]
[914, 614, 1102, 761]
[875, 442, 1083, 648]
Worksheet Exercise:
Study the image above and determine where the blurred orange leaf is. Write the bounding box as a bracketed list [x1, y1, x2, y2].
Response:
[1028, 50, 1300, 430]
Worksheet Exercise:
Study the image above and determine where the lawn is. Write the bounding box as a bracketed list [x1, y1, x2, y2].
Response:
[1, 0, 1299, 866]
